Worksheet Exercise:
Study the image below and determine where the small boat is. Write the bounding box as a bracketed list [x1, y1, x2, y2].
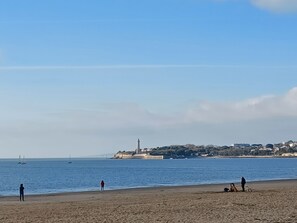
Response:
[68, 155, 72, 164]
[18, 155, 22, 164]
[21, 156, 26, 165]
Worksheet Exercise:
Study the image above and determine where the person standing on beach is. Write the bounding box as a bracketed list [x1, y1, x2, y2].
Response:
[19, 184, 25, 201]
[100, 180, 105, 191]
[241, 177, 246, 192]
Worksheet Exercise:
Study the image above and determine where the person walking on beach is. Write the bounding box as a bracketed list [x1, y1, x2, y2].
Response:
[19, 184, 25, 201]
[100, 180, 105, 191]
[241, 177, 246, 192]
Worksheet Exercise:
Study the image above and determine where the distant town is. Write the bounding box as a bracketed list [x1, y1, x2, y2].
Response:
[114, 140, 297, 159]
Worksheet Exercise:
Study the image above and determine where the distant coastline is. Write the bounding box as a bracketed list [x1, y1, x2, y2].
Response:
[113, 152, 163, 160]
[114, 139, 164, 159]
[114, 140, 297, 159]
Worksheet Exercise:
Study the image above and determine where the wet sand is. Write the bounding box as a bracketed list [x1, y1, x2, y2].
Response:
[1, 179, 297, 223]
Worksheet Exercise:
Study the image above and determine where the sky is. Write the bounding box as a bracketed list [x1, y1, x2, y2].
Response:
[0, 0, 297, 158]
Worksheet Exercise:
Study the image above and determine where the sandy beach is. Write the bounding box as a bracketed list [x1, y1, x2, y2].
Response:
[1, 179, 297, 223]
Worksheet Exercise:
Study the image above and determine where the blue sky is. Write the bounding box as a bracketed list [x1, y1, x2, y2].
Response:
[0, 0, 297, 158]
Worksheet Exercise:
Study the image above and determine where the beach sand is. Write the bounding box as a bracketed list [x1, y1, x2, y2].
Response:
[1, 180, 297, 223]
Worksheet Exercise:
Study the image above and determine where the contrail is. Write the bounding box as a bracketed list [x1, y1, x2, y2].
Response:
[0, 64, 297, 71]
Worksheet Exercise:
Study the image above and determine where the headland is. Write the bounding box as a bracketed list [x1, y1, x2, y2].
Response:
[114, 140, 297, 159]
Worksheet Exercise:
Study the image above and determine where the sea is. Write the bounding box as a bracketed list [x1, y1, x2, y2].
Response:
[1, 158, 297, 196]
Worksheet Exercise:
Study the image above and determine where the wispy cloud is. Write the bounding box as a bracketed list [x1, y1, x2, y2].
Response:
[83, 86, 297, 125]
[251, 0, 297, 13]
[215, 0, 297, 13]
[3, 87, 297, 130]
[52, 86, 297, 132]
[185, 87, 297, 123]
[1, 87, 297, 156]
[0, 64, 219, 71]
[1, 64, 297, 71]
[0, 18, 181, 24]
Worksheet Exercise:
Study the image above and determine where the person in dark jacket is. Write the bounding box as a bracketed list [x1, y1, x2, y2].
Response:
[100, 180, 105, 191]
[241, 177, 246, 192]
[19, 184, 25, 201]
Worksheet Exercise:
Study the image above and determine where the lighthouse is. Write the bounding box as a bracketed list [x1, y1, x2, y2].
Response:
[136, 138, 141, 154]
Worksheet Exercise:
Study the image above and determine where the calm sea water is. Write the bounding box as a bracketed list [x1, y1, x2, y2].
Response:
[0, 158, 297, 196]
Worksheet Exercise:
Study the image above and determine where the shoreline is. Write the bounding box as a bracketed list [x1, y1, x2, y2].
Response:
[1, 178, 297, 201]
[2, 179, 297, 222]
